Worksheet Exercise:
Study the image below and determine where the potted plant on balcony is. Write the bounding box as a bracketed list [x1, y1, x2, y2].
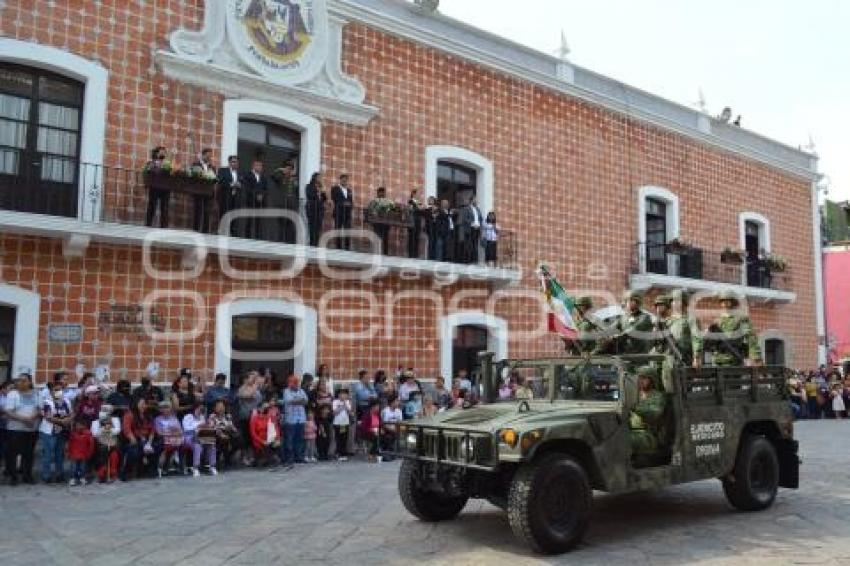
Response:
[720, 247, 745, 264]
[764, 253, 787, 273]
[665, 237, 691, 255]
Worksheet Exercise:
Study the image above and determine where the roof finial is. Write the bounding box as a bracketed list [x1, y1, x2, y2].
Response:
[413, 0, 440, 13]
[554, 29, 570, 61]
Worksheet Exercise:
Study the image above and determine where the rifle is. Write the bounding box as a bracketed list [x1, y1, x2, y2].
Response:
[707, 323, 745, 365]
[656, 319, 684, 365]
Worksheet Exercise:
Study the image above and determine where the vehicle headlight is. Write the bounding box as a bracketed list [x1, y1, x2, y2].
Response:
[406, 432, 418, 449]
[460, 437, 476, 460]
[499, 428, 518, 448]
[520, 429, 544, 453]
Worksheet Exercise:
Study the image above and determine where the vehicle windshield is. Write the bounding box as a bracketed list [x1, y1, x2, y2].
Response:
[489, 361, 620, 403]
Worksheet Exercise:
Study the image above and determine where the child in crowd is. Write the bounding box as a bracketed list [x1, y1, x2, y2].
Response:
[249, 401, 280, 467]
[403, 391, 423, 420]
[359, 400, 381, 463]
[182, 403, 217, 476]
[380, 396, 404, 458]
[154, 401, 184, 477]
[316, 404, 332, 461]
[304, 409, 318, 463]
[332, 389, 353, 460]
[67, 418, 95, 486]
[91, 408, 120, 483]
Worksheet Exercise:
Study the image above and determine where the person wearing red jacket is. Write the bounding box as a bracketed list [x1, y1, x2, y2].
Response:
[249, 402, 280, 466]
[359, 400, 381, 463]
[67, 419, 95, 485]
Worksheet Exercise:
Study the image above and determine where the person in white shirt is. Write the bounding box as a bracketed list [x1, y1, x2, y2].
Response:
[332, 389, 353, 460]
[181, 404, 217, 476]
[398, 370, 420, 402]
[380, 397, 403, 458]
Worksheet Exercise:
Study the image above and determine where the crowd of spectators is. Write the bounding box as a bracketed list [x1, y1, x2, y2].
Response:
[788, 364, 850, 419]
[0, 365, 481, 486]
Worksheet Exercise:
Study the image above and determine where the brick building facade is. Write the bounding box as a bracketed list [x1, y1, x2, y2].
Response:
[0, 0, 824, 384]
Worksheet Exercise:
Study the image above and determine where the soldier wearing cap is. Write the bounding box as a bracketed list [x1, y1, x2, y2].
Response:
[629, 365, 667, 462]
[706, 291, 762, 367]
[595, 290, 654, 355]
[651, 293, 702, 367]
[564, 296, 599, 355]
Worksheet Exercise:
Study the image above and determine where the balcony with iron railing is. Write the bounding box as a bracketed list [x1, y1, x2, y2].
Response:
[0, 161, 519, 279]
[631, 242, 795, 302]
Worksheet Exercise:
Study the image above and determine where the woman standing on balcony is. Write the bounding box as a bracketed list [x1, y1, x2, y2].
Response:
[482, 211, 499, 266]
[305, 172, 326, 247]
[144, 146, 171, 228]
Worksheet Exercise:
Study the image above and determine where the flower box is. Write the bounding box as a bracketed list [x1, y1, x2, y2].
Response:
[143, 169, 216, 198]
[720, 250, 744, 264]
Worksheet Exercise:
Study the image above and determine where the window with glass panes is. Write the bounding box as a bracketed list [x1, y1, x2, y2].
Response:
[436, 161, 476, 209]
[237, 120, 301, 186]
[0, 63, 83, 216]
[645, 198, 668, 275]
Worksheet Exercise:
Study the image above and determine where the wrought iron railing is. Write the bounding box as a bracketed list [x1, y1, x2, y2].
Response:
[0, 161, 518, 269]
[634, 242, 792, 292]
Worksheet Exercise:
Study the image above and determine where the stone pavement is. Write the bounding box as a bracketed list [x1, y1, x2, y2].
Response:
[1, 420, 848, 565]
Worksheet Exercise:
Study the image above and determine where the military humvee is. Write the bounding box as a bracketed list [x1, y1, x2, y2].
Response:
[394, 353, 799, 555]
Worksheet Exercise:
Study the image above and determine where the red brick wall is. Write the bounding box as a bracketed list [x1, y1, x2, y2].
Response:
[0, 2, 818, 380]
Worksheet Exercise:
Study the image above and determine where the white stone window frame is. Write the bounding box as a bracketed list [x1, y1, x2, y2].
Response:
[636, 186, 680, 274]
[760, 329, 790, 367]
[215, 298, 318, 386]
[424, 146, 494, 217]
[221, 99, 321, 200]
[0, 38, 108, 222]
[738, 211, 771, 287]
[0, 283, 40, 378]
[439, 311, 507, 380]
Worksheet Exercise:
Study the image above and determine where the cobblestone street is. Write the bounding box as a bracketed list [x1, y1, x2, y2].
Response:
[1, 420, 848, 565]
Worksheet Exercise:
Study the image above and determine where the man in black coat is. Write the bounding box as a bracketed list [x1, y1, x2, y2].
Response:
[241, 159, 267, 239]
[330, 173, 354, 250]
[190, 147, 216, 233]
[216, 155, 243, 236]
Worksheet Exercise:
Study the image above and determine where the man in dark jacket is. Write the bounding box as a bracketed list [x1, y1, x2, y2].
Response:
[216, 155, 243, 235]
[434, 199, 454, 261]
[241, 159, 267, 239]
[330, 174, 354, 249]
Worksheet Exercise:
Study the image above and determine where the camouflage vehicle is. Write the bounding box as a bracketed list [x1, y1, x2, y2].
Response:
[394, 353, 799, 554]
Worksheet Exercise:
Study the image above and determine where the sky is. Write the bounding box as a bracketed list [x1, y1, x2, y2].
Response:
[439, 0, 849, 201]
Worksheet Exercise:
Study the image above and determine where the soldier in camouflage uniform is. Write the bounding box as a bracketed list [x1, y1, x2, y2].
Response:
[595, 290, 654, 355]
[706, 290, 762, 367]
[651, 293, 703, 367]
[629, 366, 668, 461]
[564, 296, 599, 355]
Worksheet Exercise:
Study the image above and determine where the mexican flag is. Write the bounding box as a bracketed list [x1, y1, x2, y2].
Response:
[537, 264, 578, 339]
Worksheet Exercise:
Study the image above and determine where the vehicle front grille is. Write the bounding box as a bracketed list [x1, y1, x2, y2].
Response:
[408, 426, 494, 468]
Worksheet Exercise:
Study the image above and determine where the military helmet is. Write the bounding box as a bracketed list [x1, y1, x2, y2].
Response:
[635, 365, 657, 379]
[653, 294, 673, 306]
[575, 296, 593, 308]
[622, 290, 643, 304]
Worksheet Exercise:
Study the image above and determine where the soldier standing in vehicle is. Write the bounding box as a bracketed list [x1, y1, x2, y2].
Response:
[564, 296, 598, 355]
[651, 293, 702, 367]
[706, 291, 762, 366]
[595, 290, 654, 355]
[628, 366, 667, 461]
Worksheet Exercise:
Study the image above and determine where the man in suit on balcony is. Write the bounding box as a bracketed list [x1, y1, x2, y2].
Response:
[145, 145, 170, 228]
[330, 173, 354, 250]
[216, 155, 243, 236]
[190, 147, 215, 233]
[458, 195, 483, 263]
[242, 159, 267, 239]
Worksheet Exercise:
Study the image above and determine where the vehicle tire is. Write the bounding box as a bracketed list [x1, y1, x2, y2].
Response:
[398, 459, 468, 521]
[722, 435, 779, 511]
[507, 453, 592, 555]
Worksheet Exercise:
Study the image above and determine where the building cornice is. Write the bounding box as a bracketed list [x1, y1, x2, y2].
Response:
[332, 0, 818, 182]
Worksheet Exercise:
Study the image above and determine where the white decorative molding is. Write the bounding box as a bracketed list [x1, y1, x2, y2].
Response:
[629, 273, 796, 304]
[424, 145, 494, 216]
[221, 99, 321, 194]
[0, 209, 521, 284]
[0, 283, 41, 377]
[332, 0, 818, 182]
[636, 186, 680, 274]
[810, 182, 827, 364]
[155, 1, 377, 126]
[439, 311, 508, 380]
[215, 298, 318, 385]
[0, 38, 108, 222]
[62, 234, 90, 258]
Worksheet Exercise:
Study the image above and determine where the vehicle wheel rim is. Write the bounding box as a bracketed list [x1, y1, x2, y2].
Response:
[749, 451, 776, 495]
[542, 472, 579, 533]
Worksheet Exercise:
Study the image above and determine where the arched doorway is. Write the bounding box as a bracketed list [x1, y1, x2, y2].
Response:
[0, 306, 15, 381]
[230, 314, 296, 386]
[452, 324, 488, 377]
[215, 298, 317, 387]
[237, 119, 301, 183]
